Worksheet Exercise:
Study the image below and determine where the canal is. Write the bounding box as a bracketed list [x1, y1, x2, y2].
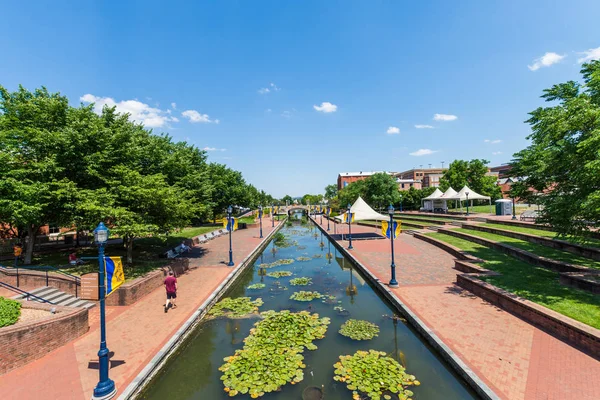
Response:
[140, 212, 478, 399]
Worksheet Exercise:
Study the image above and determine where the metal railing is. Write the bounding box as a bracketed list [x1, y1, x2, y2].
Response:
[0, 281, 56, 304]
[2, 265, 81, 298]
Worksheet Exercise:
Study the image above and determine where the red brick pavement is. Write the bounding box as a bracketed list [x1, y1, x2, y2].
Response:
[0, 218, 280, 399]
[322, 219, 600, 400]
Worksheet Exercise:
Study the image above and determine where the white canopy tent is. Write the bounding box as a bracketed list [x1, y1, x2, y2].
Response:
[335, 196, 388, 222]
[443, 185, 492, 213]
[420, 188, 444, 211]
[439, 187, 458, 211]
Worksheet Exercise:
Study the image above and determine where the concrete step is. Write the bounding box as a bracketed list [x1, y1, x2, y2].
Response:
[43, 290, 70, 302]
[11, 286, 95, 309]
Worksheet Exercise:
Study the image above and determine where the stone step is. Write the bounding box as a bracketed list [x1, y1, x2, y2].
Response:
[11, 286, 95, 309]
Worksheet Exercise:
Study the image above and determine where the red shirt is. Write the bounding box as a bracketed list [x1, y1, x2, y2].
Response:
[164, 276, 177, 293]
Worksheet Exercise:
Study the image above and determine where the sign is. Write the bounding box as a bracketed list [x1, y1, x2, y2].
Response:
[80, 272, 99, 301]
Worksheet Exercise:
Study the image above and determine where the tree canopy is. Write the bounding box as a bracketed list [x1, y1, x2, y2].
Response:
[440, 159, 501, 200]
[511, 61, 600, 236]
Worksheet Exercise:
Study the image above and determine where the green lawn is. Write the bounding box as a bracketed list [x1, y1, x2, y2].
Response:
[479, 223, 600, 248]
[394, 215, 455, 222]
[447, 204, 538, 215]
[455, 228, 600, 270]
[360, 219, 432, 228]
[426, 232, 600, 329]
[26, 225, 221, 281]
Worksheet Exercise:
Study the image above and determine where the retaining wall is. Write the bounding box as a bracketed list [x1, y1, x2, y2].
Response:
[0, 267, 79, 296]
[0, 301, 89, 375]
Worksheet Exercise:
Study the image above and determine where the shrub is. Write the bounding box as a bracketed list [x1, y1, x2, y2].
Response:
[0, 297, 22, 328]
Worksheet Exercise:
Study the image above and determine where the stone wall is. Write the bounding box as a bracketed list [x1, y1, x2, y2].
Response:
[0, 301, 89, 375]
[0, 267, 79, 296]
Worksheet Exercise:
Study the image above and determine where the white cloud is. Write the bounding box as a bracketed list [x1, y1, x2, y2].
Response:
[386, 126, 400, 135]
[484, 139, 502, 144]
[203, 147, 226, 152]
[433, 113, 457, 121]
[415, 124, 434, 129]
[528, 52, 565, 71]
[171, 102, 177, 109]
[409, 148, 438, 156]
[281, 110, 292, 118]
[492, 151, 503, 155]
[80, 94, 178, 128]
[314, 102, 338, 113]
[258, 82, 280, 94]
[182, 110, 219, 124]
[577, 46, 600, 63]
[266, 108, 272, 113]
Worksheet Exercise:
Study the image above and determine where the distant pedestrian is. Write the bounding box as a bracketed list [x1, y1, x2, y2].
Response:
[13, 243, 22, 267]
[164, 270, 178, 313]
[68, 252, 85, 266]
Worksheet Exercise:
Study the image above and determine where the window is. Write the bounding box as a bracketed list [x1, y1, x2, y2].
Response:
[410, 183, 413, 187]
[48, 225, 60, 234]
[401, 184, 405, 188]
[344, 181, 348, 187]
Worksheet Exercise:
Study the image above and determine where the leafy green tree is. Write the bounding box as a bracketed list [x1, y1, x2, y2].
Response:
[324, 184, 338, 199]
[363, 173, 401, 210]
[281, 195, 293, 205]
[337, 180, 367, 208]
[511, 61, 600, 236]
[400, 187, 437, 210]
[440, 159, 501, 200]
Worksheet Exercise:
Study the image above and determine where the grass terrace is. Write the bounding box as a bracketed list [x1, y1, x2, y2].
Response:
[426, 232, 600, 329]
[453, 228, 600, 270]
[479, 223, 600, 248]
[394, 215, 456, 222]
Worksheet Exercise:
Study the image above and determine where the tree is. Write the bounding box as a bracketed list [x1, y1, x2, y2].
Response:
[363, 173, 401, 210]
[337, 180, 367, 208]
[440, 159, 501, 200]
[281, 195, 293, 205]
[511, 60, 600, 236]
[400, 187, 437, 210]
[324, 184, 338, 199]
[0, 85, 76, 263]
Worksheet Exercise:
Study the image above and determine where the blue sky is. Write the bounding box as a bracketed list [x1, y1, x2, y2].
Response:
[2, 1, 599, 197]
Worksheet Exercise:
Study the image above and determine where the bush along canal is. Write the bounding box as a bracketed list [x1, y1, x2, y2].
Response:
[139, 213, 478, 400]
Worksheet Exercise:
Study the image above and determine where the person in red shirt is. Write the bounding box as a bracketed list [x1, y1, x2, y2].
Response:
[164, 271, 178, 312]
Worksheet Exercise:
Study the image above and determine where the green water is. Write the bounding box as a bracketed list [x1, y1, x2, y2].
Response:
[140, 214, 478, 399]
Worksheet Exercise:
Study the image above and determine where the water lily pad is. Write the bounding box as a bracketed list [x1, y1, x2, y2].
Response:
[208, 297, 264, 319]
[247, 283, 266, 290]
[267, 271, 293, 278]
[290, 291, 323, 301]
[339, 319, 379, 340]
[290, 277, 312, 286]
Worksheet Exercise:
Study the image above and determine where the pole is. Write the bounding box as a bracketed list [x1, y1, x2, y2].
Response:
[512, 198, 517, 220]
[228, 213, 234, 266]
[347, 211, 353, 250]
[389, 214, 398, 288]
[92, 242, 116, 400]
[327, 209, 330, 231]
[259, 209, 263, 238]
[466, 195, 470, 216]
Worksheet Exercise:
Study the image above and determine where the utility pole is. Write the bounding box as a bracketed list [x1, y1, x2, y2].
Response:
[441, 161, 445, 169]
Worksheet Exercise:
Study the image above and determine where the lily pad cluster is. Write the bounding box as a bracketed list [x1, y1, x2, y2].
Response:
[312, 254, 323, 259]
[267, 271, 293, 278]
[258, 259, 295, 269]
[290, 277, 312, 286]
[290, 291, 324, 301]
[333, 350, 420, 400]
[208, 297, 264, 319]
[247, 283, 266, 290]
[296, 256, 312, 262]
[339, 319, 380, 340]
[220, 310, 330, 398]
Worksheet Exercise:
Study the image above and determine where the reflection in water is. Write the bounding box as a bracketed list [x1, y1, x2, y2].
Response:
[141, 215, 477, 400]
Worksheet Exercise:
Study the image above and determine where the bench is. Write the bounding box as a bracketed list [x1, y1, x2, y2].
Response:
[165, 243, 192, 259]
[520, 210, 539, 222]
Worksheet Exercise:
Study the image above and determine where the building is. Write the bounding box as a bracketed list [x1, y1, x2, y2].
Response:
[489, 164, 513, 179]
[337, 171, 393, 190]
[395, 168, 447, 188]
[396, 179, 422, 191]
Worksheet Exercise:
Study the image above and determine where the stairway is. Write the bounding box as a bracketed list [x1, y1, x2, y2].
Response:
[12, 286, 96, 309]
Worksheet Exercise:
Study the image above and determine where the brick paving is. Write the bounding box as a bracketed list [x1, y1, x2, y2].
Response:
[322, 219, 600, 400]
[0, 218, 279, 399]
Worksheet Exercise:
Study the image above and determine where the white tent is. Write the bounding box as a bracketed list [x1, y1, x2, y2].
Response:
[421, 188, 443, 211]
[439, 187, 458, 211]
[335, 196, 388, 221]
[443, 185, 492, 213]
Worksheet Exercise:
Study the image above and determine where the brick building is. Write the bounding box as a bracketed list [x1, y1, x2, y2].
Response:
[396, 179, 422, 191]
[337, 171, 392, 190]
[395, 168, 447, 188]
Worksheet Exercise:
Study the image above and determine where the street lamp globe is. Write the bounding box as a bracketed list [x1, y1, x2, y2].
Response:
[347, 203, 351, 212]
[388, 204, 395, 216]
[93, 222, 110, 245]
[227, 205, 233, 215]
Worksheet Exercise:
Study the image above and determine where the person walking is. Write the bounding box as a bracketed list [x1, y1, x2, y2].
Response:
[164, 270, 178, 313]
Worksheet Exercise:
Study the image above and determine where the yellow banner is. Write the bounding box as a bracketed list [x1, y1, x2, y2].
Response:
[105, 256, 125, 296]
[344, 212, 355, 223]
[381, 220, 401, 239]
[223, 217, 238, 231]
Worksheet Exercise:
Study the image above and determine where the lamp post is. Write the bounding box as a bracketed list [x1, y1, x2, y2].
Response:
[258, 205, 263, 238]
[320, 203, 323, 225]
[92, 222, 116, 400]
[327, 207, 330, 231]
[227, 205, 234, 266]
[347, 203, 353, 250]
[388, 205, 399, 288]
[512, 197, 517, 220]
[399, 195, 403, 212]
[271, 203, 275, 227]
[465, 192, 470, 216]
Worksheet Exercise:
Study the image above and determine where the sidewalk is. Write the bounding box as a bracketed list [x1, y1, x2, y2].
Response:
[319, 219, 600, 400]
[0, 218, 279, 399]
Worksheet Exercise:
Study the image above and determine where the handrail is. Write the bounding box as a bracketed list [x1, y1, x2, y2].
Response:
[1, 264, 81, 297]
[0, 281, 56, 304]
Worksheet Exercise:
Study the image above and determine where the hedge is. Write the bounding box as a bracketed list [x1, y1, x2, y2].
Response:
[0, 297, 22, 328]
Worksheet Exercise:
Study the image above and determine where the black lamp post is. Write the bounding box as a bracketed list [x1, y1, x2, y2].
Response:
[512, 197, 517, 220]
[320, 203, 323, 224]
[227, 205, 234, 266]
[347, 203, 353, 250]
[388, 205, 399, 288]
[399, 195, 403, 212]
[92, 222, 116, 400]
[327, 207, 331, 231]
[258, 205, 263, 238]
[465, 192, 470, 216]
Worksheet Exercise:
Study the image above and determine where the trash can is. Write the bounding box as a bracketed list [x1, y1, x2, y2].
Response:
[495, 199, 512, 216]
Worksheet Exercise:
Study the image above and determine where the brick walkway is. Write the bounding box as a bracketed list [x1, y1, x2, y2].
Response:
[322, 219, 600, 400]
[0, 218, 279, 399]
